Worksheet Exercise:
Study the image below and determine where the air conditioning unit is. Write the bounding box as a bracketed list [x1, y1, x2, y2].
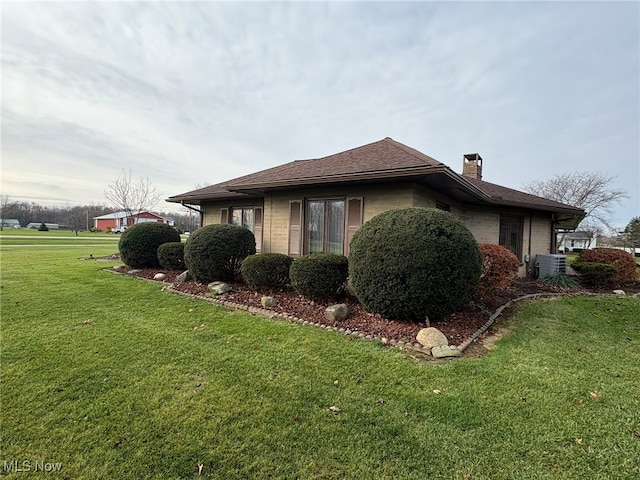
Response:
[536, 254, 567, 278]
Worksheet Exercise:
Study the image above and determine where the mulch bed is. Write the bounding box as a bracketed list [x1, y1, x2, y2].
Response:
[108, 263, 639, 349]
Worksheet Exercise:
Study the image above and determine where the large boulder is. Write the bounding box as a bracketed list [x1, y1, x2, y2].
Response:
[208, 282, 231, 295]
[416, 327, 449, 349]
[325, 304, 350, 322]
[261, 296, 277, 308]
[175, 270, 192, 283]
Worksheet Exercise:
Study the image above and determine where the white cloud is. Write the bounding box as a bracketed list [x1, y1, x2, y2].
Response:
[1, 1, 638, 223]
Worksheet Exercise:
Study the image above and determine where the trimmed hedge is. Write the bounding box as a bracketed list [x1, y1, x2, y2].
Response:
[577, 248, 637, 284]
[289, 253, 349, 300]
[184, 224, 256, 283]
[572, 262, 618, 287]
[118, 222, 181, 268]
[348, 208, 482, 321]
[157, 242, 185, 271]
[241, 253, 293, 291]
[477, 244, 520, 292]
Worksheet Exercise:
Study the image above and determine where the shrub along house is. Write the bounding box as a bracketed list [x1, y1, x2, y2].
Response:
[167, 137, 585, 276]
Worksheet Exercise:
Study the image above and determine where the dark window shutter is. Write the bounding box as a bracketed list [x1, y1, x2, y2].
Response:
[220, 208, 228, 224]
[288, 201, 302, 257]
[345, 197, 363, 255]
[254, 207, 263, 253]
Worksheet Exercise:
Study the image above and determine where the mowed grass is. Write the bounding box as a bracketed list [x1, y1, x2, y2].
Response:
[1, 244, 639, 479]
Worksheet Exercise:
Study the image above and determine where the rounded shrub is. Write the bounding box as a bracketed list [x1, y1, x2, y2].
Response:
[572, 261, 618, 287]
[118, 222, 181, 268]
[348, 208, 482, 321]
[289, 253, 349, 300]
[157, 242, 185, 271]
[477, 244, 520, 292]
[577, 248, 636, 284]
[241, 253, 293, 291]
[184, 224, 256, 283]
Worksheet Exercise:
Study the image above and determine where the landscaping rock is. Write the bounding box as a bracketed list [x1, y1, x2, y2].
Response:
[613, 289, 626, 296]
[416, 327, 449, 349]
[208, 282, 231, 295]
[127, 269, 141, 275]
[325, 304, 350, 322]
[153, 273, 167, 281]
[261, 296, 277, 308]
[175, 270, 192, 283]
[431, 345, 462, 358]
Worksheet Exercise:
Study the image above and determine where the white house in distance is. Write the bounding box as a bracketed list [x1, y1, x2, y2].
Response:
[93, 211, 175, 232]
[558, 231, 597, 253]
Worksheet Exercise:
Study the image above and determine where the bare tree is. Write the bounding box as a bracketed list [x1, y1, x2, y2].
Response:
[68, 211, 85, 236]
[0, 195, 9, 230]
[104, 169, 161, 225]
[523, 172, 628, 231]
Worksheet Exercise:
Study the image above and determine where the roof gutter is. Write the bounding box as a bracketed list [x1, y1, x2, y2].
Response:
[180, 201, 202, 214]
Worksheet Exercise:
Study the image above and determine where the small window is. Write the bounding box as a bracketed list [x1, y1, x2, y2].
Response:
[230, 207, 255, 232]
[228, 206, 263, 252]
[499, 215, 523, 260]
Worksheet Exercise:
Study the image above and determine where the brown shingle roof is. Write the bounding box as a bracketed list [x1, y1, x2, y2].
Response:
[166, 137, 584, 225]
[465, 177, 584, 213]
[167, 137, 444, 201]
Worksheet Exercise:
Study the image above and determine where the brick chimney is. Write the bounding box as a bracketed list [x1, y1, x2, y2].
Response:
[462, 153, 483, 180]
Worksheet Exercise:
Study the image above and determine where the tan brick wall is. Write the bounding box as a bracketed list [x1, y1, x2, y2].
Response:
[202, 185, 555, 278]
[458, 206, 500, 245]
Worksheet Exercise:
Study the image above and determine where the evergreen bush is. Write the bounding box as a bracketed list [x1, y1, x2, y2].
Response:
[289, 253, 349, 300]
[184, 224, 256, 283]
[572, 262, 618, 287]
[241, 253, 293, 291]
[38, 223, 49, 231]
[157, 242, 185, 271]
[348, 208, 482, 321]
[118, 222, 181, 268]
[577, 248, 636, 284]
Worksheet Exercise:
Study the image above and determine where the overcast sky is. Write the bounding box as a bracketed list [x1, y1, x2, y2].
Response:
[2, 1, 638, 227]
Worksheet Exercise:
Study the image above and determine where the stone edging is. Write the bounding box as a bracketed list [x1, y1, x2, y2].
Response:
[456, 293, 559, 352]
[165, 284, 436, 356]
[110, 269, 637, 358]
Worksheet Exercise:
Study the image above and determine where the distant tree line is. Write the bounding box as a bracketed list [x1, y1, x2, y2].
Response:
[0, 198, 199, 233]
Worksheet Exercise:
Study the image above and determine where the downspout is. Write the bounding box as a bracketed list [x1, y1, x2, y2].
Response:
[550, 214, 557, 254]
[180, 202, 203, 229]
[527, 212, 533, 276]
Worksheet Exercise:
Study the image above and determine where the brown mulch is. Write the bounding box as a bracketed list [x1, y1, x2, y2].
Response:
[108, 262, 639, 349]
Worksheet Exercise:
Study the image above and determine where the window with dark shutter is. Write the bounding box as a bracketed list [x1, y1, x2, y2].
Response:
[288, 201, 302, 257]
[345, 197, 363, 255]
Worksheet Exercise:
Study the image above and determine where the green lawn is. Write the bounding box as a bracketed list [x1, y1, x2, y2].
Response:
[1, 244, 639, 479]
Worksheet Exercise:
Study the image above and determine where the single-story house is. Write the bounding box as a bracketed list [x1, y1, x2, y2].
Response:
[558, 231, 597, 253]
[93, 211, 175, 232]
[167, 137, 585, 276]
